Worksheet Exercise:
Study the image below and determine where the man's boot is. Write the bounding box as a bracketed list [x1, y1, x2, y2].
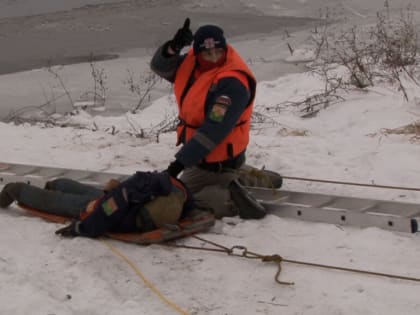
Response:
[228, 179, 266, 219]
[237, 165, 283, 189]
[0, 183, 25, 208]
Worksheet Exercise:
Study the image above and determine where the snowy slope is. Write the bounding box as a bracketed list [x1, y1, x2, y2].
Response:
[1, 1, 420, 314]
[1, 66, 420, 315]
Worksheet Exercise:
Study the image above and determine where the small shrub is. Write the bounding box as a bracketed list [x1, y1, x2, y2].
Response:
[310, 3, 420, 101]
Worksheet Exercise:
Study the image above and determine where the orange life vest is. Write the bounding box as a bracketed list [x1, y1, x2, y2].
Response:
[174, 44, 256, 163]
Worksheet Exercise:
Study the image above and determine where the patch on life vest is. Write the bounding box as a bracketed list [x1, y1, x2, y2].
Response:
[210, 96, 231, 122]
[209, 104, 227, 122]
[215, 95, 232, 106]
[102, 197, 118, 216]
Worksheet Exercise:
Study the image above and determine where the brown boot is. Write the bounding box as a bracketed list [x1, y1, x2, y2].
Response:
[237, 165, 283, 189]
[0, 183, 25, 208]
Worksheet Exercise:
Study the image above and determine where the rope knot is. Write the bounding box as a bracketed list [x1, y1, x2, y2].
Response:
[262, 254, 283, 262]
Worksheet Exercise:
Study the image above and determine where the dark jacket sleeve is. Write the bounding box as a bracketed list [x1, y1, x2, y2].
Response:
[150, 41, 186, 83]
[175, 76, 251, 167]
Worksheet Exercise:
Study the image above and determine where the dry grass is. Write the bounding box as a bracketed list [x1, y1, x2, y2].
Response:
[382, 121, 420, 135]
[277, 127, 310, 137]
[381, 120, 420, 143]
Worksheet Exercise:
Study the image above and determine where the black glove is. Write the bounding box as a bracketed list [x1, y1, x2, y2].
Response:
[169, 18, 193, 54]
[166, 160, 185, 178]
[55, 221, 80, 237]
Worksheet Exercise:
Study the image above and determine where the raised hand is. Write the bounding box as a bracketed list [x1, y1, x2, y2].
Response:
[169, 18, 193, 54]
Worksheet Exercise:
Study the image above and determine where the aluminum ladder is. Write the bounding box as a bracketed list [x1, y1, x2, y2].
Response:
[248, 188, 419, 233]
[1, 162, 419, 233]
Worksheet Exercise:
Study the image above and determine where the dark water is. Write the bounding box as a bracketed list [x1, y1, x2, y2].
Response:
[0, 0, 120, 18]
[0, 0, 320, 118]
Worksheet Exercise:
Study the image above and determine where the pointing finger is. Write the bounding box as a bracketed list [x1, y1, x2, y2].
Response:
[183, 18, 190, 30]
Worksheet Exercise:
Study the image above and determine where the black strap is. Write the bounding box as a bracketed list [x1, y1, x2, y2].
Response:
[179, 64, 197, 106]
[179, 118, 247, 130]
[178, 118, 200, 129]
[199, 152, 245, 173]
[227, 143, 234, 159]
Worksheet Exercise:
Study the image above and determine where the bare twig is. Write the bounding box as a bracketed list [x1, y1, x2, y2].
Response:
[46, 61, 74, 108]
[124, 70, 160, 113]
[89, 54, 107, 107]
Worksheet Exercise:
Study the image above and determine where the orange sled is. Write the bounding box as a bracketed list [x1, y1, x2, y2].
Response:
[19, 204, 215, 245]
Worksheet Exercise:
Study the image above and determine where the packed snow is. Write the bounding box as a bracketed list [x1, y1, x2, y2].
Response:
[1, 1, 420, 315]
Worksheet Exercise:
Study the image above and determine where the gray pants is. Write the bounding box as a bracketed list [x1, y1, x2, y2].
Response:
[180, 167, 239, 218]
[18, 179, 102, 218]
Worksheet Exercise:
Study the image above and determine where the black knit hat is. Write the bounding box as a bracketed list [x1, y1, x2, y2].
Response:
[193, 25, 227, 54]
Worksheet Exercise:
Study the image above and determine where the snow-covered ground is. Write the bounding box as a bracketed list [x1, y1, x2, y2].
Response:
[1, 1, 420, 315]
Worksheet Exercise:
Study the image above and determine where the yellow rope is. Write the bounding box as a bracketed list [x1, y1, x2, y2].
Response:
[101, 239, 190, 315]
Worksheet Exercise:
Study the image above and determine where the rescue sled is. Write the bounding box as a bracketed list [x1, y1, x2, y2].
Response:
[19, 204, 215, 245]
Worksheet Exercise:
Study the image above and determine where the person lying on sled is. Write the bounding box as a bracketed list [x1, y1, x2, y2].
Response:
[0, 171, 194, 238]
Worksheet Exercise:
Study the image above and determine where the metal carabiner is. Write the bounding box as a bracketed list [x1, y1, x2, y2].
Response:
[229, 245, 248, 257]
